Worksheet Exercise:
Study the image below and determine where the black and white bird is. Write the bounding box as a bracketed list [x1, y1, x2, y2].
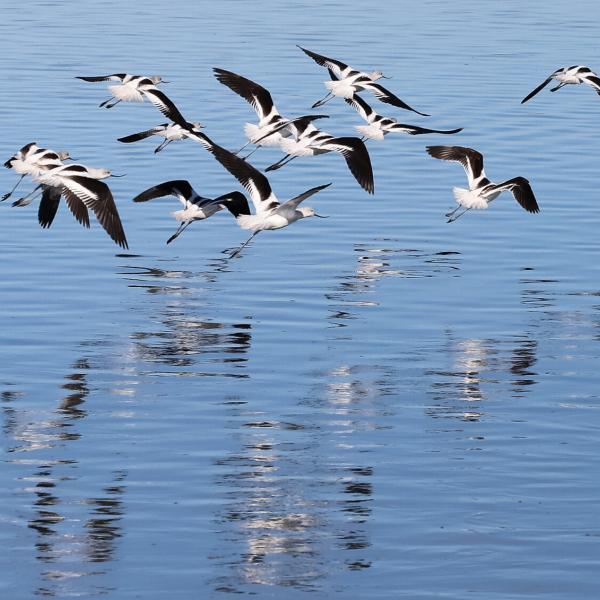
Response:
[213, 68, 329, 158]
[132, 180, 250, 244]
[521, 65, 600, 103]
[345, 95, 462, 141]
[76, 73, 189, 126]
[3, 143, 73, 201]
[298, 45, 428, 115]
[14, 163, 129, 248]
[118, 122, 204, 153]
[192, 131, 330, 257]
[426, 146, 540, 222]
[264, 116, 374, 194]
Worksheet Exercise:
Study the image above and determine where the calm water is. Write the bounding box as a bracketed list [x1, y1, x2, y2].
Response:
[1, 1, 600, 598]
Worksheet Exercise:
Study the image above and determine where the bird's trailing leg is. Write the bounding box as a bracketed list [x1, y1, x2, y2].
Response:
[447, 207, 471, 223]
[104, 99, 123, 109]
[241, 146, 259, 161]
[445, 205, 462, 218]
[229, 231, 260, 259]
[265, 155, 297, 172]
[235, 140, 253, 155]
[550, 82, 566, 92]
[99, 97, 115, 108]
[154, 139, 172, 153]
[1, 175, 25, 201]
[312, 92, 334, 108]
[166, 220, 193, 244]
[13, 184, 43, 207]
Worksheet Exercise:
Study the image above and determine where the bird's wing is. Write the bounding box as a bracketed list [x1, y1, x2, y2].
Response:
[37, 185, 62, 228]
[521, 76, 554, 103]
[297, 46, 348, 79]
[213, 68, 277, 121]
[117, 126, 167, 143]
[133, 180, 198, 207]
[76, 74, 127, 82]
[193, 132, 277, 214]
[582, 72, 600, 94]
[322, 137, 375, 194]
[344, 94, 374, 122]
[391, 123, 463, 135]
[495, 177, 540, 213]
[362, 82, 429, 116]
[212, 191, 251, 217]
[61, 176, 128, 249]
[62, 187, 91, 228]
[142, 88, 189, 128]
[279, 183, 332, 211]
[426, 145, 485, 188]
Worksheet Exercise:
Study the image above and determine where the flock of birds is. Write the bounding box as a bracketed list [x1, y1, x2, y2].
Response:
[5, 47, 598, 256]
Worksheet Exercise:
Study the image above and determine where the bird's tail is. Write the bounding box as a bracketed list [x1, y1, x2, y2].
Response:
[452, 187, 488, 209]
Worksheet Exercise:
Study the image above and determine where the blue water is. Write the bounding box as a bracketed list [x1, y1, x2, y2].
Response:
[1, 1, 600, 598]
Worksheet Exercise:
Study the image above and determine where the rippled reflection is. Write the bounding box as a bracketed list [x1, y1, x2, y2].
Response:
[3, 356, 126, 597]
[326, 243, 460, 324]
[427, 333, 539, 421]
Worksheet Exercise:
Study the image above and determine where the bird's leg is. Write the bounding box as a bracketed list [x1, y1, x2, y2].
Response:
[154, 139, 172, 153]
[99, 96, 115, 108]
[241, 146, 259, 161]
[447, 207, 471, 223]
[12, 184, 43, 207]
[550, 82, 566, 92]
[266, 155, 297, 172]
[1, 175, 25, 201]
[445, 205, 462, 218]
[235, 140, 253, 155]
[229, 231, 260, 259]
[312, 92, 334, 108]
[105, 99, 122, 109]
[166, 220, 193, 244]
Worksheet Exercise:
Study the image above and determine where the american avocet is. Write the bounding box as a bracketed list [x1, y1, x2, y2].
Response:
[297, 46, 429, 115]
[76, 73, 189, 125]
[192, 131, 330, 257]
[426, 146, 540, 222]
[345, 95, 462, 141]
[132, 180, 250, 244]
[14, 163, 128, 248]
[213, 68, 328, 158]
[521, 65, 600, 103]
[118, 122, 204, 153]
[3, 143, 73, 201]
[264, 117, 374, 194]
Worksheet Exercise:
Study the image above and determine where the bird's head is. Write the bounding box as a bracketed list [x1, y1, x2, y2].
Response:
[299, 206, 328, 219]
[369, 70, 390, 80]
[150, 75, 168, 84]
[57, 150, 73, 161]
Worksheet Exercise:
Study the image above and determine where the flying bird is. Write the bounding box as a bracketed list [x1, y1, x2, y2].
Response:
[191, 131, 330, 257]
[265, 116, 375, 194]
[298, 45, 428, 115]
[118, 122, 204, 153]
[426, 146, 540, 222]
[13, 163, 129, 248]
[3, 143, 73, 201]
[213, 68, 329, 158]
[521, 65, 600, 103]
[76, 73, 189, 126]
[345, 95, 462, 141]
[132, 180, 250, 244]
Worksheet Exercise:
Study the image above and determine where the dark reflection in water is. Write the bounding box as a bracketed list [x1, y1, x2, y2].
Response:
[3, 356, 127, 597]
[326, 243, 460, 324]
[426, 333, 539, 421]
[122, 261, 252, 377]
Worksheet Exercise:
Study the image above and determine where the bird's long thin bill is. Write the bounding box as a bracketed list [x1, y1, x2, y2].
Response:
[314, 214, 329, 218]
[111, 173, 127, 177]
